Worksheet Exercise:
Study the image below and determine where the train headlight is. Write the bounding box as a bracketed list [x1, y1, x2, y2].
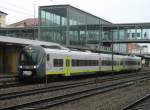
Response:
[33, 66, 37, 69]
[19, 66, 22, 68]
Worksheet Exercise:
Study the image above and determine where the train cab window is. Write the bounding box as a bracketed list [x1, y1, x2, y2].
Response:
[47, 54, 50, 61]
[21, 54, 25, 61]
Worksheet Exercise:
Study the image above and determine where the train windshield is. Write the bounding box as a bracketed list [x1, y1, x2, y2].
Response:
[20, 50, 39, 65]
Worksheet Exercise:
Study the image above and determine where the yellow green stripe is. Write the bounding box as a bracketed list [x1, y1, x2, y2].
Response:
[46, 69, 100, 76]
[71, 69, 99, 73]
[46, 71, 64, 75]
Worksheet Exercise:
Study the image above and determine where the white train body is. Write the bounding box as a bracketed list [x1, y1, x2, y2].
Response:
[19, 45, 141, 79]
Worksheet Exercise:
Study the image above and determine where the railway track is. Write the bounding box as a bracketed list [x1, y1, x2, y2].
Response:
[0, 70, 148, 89]
[0, 72, 150, 110]
[122, 94, 150, 110]
[0, 71, 149, 100]
[0, 74, 19, 88]
[0, 74, 17, 82]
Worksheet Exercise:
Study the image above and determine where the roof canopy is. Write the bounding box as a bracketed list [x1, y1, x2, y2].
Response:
[0, 11, 7, 15]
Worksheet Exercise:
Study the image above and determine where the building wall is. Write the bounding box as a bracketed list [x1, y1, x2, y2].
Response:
[0, 45, 21, 74]
[0, 14, 6, 27]
[128, 43, 143, 54]
[0, 47, 3, 73]
[114, 44, 127, 53]
[0, 27, 38, 40]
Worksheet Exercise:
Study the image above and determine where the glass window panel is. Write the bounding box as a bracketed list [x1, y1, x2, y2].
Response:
[41, 10, 46, 25]
[40, 7, 67, 44]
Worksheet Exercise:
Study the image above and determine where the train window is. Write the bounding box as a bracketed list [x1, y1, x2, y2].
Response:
[93, 60, 98, 66]
[120, 61, 123, 65]
[101, 60, 104, 66]
[96, 60, 99, 66]
[92, 60, 94, 66]
[72, 60, 78, 66]
[72, 60, 75, 66]
[47, 54, 50, 61]
[86, 60, 88, 66]
[60, 59, 63, 66]
[81, 60, 84, 66]
[72, 59, 99, 66]
[54, 59, 63, 67]
[138, 62, 141, 65]
[78, 60, 81, 66]
[76, 60, 79, 66]
[86, 60, 89, 66]
[101, 60, 116, 66]
[21, 54, 25, 61]
[113, 61, 116, 65]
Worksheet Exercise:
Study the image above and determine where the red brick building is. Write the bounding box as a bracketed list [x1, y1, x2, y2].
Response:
[128, 43, 141, 54]
[9, 18, 39, 27]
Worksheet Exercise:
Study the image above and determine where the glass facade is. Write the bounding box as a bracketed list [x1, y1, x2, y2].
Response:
[111, 27, 150, 41]
[0, 28, 38, 40]
[39, 6, 67, 45]
[69, 7, 86, 46]
[39, 5, 150, 53]
[39, 5, 111, 47]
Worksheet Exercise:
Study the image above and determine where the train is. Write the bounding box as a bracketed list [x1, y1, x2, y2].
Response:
[18, 45, 142, 80]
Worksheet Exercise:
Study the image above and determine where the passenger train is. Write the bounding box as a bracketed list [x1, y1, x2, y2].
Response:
[18, 45, 141, 80]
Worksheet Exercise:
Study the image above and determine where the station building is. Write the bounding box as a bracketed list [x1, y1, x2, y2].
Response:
[39, 5, 115, 52]
[38, 5, 150, 53]
[0, 11, 7, 27]
[0, 5, 150, 74]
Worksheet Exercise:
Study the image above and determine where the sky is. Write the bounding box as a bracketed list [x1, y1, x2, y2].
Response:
[0, 0, 150, 24]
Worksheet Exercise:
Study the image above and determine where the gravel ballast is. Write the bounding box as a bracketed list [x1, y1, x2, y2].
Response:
[44, 79, 150, 110]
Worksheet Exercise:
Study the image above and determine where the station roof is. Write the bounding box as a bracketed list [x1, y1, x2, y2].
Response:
[40, 4, 112, 25]
[0, 35, 67, 49]
[0, 11, 8, 15]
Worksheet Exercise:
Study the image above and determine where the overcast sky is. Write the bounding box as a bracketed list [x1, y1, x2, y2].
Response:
[0, 0, 150, 24]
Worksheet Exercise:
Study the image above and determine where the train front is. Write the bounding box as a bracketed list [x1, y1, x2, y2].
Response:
[18, 45, 46, 80]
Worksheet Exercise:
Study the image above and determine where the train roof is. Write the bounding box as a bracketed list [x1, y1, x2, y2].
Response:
[44, 48, 100, 56]
[0, 35, 67, 48]
[44, 48, 141, 59]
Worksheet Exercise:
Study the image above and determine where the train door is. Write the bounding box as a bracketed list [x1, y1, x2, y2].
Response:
[99, 58, 101, 71]
[65, 56, 71, 76]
